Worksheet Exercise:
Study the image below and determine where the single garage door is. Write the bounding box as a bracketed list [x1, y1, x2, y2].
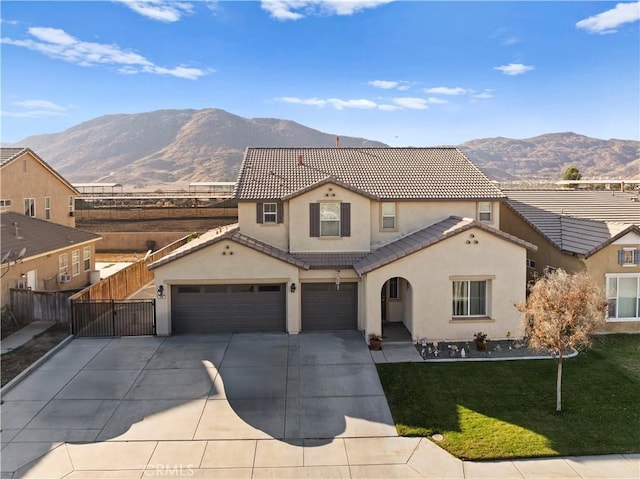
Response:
[171, 284, 285, 333]
[302, 282, 358, 330]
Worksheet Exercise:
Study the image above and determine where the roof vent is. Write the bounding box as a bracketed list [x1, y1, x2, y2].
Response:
[297, 155, 304, 166]
[336, 136, 340, 149]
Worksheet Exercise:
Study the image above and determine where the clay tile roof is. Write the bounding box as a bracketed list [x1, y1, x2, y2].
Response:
[354, 216, 536, 275]
[235, 147, 505, 201]
[148, 224, 308, 270]
[505, 190, 640, 257]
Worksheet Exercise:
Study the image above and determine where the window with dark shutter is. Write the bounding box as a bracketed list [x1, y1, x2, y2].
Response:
[277, 202, 284, 224]
[309, 203, 320, 237]
[256, 203, 264, 224]
[619, 248, 639, 266]
[340, 203, 351, 237]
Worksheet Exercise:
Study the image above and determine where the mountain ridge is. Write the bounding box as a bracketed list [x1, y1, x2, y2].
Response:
[7, 108, 639, 185]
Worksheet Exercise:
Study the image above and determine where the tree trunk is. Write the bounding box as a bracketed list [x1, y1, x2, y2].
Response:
[556, 352, 563, 412]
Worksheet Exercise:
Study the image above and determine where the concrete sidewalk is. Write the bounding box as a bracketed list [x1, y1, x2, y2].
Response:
[0, 321, 56, 355]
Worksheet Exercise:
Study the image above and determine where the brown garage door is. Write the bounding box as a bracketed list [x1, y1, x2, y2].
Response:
[171, 284, 285, 333]
[301, 282, 358, 330]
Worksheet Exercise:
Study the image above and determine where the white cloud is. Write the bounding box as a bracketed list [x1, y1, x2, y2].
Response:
[424, 86, 467, 96]
[393, 97, 429, 110]
[576, 1, 640, 34]
[278, 96, 377, 110]
[1, 19, 19, 25]
[1, 27, 206, 79]
[501, 36, 520, 46]
[1, 99, 71, 118]
[368, 80, 398, 89]
[378, 104, 402, 111]
[473, 91, 494, 99]
[494, 63, 534, 76]
[327, 98, 377, 110]
[426, 97, 447, 104]
[261, 0, 393, 20]
[115, 0, 194, 22]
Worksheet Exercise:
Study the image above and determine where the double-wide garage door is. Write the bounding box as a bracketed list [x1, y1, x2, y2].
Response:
[171, 284, 285, 334]
[301, 282, 357, 330]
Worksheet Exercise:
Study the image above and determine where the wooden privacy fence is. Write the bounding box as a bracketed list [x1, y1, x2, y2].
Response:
[70, 233, 195, 302]
[9, 289, 73, 324]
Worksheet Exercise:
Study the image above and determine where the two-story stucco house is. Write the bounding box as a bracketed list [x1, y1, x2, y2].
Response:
[0, 148, 101, 306]
[150, 148, 535, 342]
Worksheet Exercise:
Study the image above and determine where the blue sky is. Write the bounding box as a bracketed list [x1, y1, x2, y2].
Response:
[1, 1, 639, 146]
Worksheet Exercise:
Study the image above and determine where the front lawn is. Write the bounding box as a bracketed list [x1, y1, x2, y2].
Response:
[376, 334, 640, 460]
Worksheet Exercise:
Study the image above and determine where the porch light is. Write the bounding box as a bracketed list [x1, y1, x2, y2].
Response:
[290, 283, 296, 293]
[156, 285, 164, 298]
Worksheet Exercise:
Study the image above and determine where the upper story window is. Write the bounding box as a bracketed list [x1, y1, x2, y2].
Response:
[24, 198, 35, 217]
[72, 249, 80, 276]
[619, 248, 639, 267]
[381, 202, 396, 230]
[45, 197, 51, 220]
[59, 253, 68, 274]
[478, 202, 492, 222]
[0, 199, 12, 207]
[256, 202, 283, 224]
[309, 202, 351, 238]
[320, 202, 340, 237]
[68, 196, 75, 216]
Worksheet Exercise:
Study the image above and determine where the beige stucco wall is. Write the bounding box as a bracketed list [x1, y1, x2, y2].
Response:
[363, 226, 527, 342]
[237, 202, 289, 249]
[370, 201, 499, 248]
[1, 151, 76, 228]
[289, 184, 371, 253]
[152, 240, 301, 335]
[586, 233, 640, 333]
[1, 242, 98, 307]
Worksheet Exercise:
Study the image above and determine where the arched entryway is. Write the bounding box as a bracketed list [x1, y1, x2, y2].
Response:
[380, 276, 413, 341]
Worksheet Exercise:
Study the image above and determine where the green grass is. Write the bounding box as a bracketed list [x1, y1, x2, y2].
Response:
[376, 334, 640, 460]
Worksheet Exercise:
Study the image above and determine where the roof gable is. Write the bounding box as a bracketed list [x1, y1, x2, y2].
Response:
[354, 216, 536, 275]
[0, 148, 78, 195]
[235, 147, 505, 201]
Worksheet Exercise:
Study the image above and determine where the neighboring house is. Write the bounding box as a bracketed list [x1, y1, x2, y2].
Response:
[150, 148, 535, 341]
[0, 147, 78, 228]
[0, 212, 102, 307]
[501, 190, 640, 333]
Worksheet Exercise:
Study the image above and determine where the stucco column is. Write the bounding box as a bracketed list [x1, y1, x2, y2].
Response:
[155, 280, 170, 336]
[287, 276, 301, 333]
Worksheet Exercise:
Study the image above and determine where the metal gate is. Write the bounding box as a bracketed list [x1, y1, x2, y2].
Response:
[71, 299, 156, 337]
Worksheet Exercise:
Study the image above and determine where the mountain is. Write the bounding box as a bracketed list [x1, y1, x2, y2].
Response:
[459, 132, 639, 181]
[10, 108, 387, 185]
[8, 109, 639, 185]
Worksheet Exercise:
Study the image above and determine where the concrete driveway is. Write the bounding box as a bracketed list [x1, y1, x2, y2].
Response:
[1, 331, 401, 476]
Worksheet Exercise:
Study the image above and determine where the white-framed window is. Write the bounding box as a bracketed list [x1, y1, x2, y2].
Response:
[59, 253, 68, 275]
[83, 246, 91, 271]
[388, 277, 399, 300]
[263, 203, 277, 223]
[381, 202, 396, 230]
[72, 249, 80, 276]
[526, 258, 537, 269]
[452, 280, 488, 317]
[24, 198, 35, 217]
[45, 197, 51, 220]
[478, 202, 492, 222]
[0, 199, 12, 207]
[68, 196, 75, 216]
[606, 273, 639, 321]
[619, 248, 638, 267]
[320, 202, 340, 237]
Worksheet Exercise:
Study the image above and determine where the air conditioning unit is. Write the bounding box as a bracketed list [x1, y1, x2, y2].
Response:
[17, 279, 27, 289]
[59, 273, 71, 283]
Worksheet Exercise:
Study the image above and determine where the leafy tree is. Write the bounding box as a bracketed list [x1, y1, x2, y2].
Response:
[563, 166, 582, 181]
[517, 270, 607, 412]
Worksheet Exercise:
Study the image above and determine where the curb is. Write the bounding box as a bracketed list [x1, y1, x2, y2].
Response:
[0, 335, 75, 396]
